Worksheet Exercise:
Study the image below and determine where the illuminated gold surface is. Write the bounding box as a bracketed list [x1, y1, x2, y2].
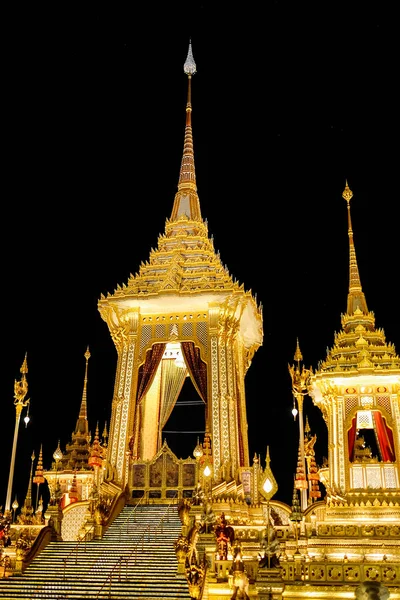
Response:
[98, 45, 262, 487]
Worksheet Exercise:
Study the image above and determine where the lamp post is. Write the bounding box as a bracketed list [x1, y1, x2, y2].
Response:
[193, 437, 204, 484]
[288, 339, 312, 512]
[200, 430, 212, 503]
[259, 447, 278, 568]
[11, 497, 19, 524]
[5, 354, 30, 514]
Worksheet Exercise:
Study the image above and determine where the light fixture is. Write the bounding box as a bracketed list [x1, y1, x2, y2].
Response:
[263, 478, 273, 494]
[292, 403, 298, 420]
[24, 405, 30, 427]
[12, 496, 19, 523]
[259, 447, 278, 502]
[203, 464, 211, 477]
[193, 437, 203, 460]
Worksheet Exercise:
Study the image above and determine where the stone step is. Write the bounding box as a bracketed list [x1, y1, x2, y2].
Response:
[0, 504, 191, 599]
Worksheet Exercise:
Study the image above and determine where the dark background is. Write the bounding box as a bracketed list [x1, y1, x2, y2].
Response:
[1, 4, 398, 508]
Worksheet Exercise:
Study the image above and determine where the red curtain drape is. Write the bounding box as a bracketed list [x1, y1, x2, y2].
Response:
[348, 417, 357, 461]
[136, 343, 166, 404]
[181, 341, 207, 404]
[373, 411, 396, 462]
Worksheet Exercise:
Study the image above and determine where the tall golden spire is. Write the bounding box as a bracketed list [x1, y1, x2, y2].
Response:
[78, 346, 90, 421]
[100, 38, 248, 300]
[343, 181, 368, 315]
[170, 39, 202, 223]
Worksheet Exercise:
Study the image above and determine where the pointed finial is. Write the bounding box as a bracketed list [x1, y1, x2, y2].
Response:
[342, 181, 368, 314]
[184, 39, 196, 75]
[294, 338, 303, 363]
[21, 353, 28, 375]
[170, 39, 201, 221]
[305, 415, 311, 434]
[342, 180, 353, 204]
[79, 346, 90, 420]
[266, 445, 271, 466]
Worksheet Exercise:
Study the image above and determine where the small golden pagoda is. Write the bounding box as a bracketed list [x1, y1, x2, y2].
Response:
[309, 181, 400, 507]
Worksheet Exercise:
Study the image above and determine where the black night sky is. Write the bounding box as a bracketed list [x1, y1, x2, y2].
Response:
[1, 5, 398, 508]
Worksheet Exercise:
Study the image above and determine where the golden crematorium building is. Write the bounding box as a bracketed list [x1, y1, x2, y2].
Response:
[1, 42, 399, 600]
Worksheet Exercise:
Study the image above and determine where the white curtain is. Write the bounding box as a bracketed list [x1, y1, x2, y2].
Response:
[158, 359, 188, 449]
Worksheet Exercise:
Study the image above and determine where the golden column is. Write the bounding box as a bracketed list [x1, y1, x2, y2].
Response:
[5, 354, 30, 514]
[288, 340, 312, 512]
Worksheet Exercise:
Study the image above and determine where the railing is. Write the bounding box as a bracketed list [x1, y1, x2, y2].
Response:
[95, 495, 177, 599]
[199, 560, 208, 600]
[62, 490, 129, 581]
[62, 523, 95, 581]
[118, 494, 145, 542]
[280, 557, 400, 585]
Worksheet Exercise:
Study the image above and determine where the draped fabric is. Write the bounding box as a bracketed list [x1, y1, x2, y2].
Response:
[158, 359, 188, 448]
[373, 411, 396, 462]
[181, 342, 207, 404]
[348, 417, 357, 461]
[348, 411, 395, 463]
[136, 343, 166, 404]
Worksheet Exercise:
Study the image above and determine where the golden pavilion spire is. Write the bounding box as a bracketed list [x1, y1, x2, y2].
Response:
[343, 181, 368, 315]
[98, 38, 257, 301]
[98, 42, 263, 486]
[170, 39, 201, 223]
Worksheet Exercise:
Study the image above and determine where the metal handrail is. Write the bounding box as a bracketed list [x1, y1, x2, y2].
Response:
[95, 495, 178, 599]
[118, 495, 145, 542]
[63, 523, 95, 581]
[62, 496, 144, 581]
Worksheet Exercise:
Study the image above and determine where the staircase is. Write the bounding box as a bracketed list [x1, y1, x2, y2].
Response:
[0, 503, 191, 599]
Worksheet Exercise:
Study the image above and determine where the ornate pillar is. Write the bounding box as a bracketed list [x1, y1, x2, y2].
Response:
[106, 309, 140, 487]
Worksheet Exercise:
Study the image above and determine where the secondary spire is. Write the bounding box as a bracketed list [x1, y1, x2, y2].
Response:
[343, 181, 368, 315]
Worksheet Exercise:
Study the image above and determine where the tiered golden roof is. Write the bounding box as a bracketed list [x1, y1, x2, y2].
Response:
[316, 182, 400, 376]
[99, 41, 260, 320]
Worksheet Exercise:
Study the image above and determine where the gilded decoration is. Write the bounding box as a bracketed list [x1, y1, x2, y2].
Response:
[132, 464, 146, 487]
[137, 312, 208, 364]
[129, 441, 198, 503]
[182, 463, 196, 487]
